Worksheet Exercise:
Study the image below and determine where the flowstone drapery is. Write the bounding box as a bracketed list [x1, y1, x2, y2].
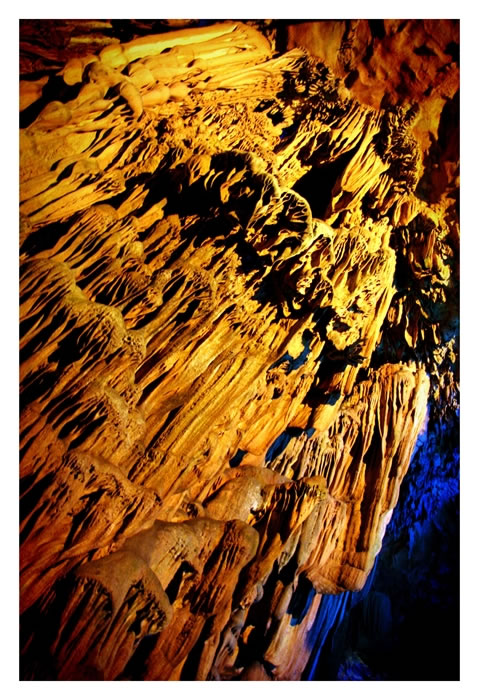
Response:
[20, 20, 458, 680]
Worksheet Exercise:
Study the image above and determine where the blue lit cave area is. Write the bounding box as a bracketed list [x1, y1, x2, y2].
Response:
[304, 407, 460, 680]
[19, 19, 459, 681]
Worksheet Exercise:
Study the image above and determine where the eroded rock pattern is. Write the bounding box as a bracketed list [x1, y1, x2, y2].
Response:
[19, 20, 459, 680]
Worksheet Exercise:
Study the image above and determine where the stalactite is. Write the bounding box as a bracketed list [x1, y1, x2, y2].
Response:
[19, 19, 459, 680]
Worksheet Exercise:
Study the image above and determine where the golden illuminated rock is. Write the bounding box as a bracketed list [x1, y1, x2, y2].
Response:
[20, 20, 459, 680]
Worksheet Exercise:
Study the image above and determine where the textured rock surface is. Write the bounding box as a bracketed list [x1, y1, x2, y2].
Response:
[19, 20, 458, 680]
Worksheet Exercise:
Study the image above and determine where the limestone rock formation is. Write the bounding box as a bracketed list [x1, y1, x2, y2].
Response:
[19, 20, 459, 680]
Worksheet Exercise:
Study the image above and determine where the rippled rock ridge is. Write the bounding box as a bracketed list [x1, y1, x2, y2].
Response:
[19, 19, 459, 680]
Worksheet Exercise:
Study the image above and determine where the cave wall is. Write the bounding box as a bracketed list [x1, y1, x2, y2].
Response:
[304, 404, 459, 681]
[19, 19, 459, 680]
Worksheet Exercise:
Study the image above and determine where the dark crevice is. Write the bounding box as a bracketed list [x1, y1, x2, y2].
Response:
[292, 145, 360, 219]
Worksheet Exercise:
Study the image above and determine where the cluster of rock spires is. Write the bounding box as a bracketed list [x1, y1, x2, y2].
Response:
[19, 20, 459, 680]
